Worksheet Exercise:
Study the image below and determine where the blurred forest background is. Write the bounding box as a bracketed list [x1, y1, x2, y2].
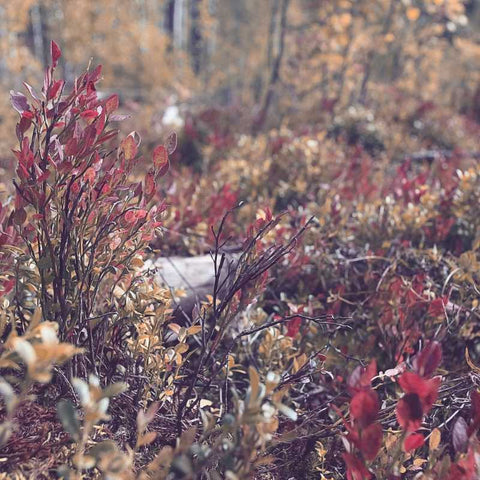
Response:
[1, 0, 479, 160]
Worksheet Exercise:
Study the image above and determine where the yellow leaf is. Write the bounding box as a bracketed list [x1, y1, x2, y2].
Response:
[175, 343, 189, 354]
[385, 33, 395, 43]
[254, 455, 275, 466]
[137, 431, 157, 447]
[131, 257, 144, 269]
[168, 323, 181, 334]
[465, 346, 480, 374]
[338, 12, 352, 27]
[407, 7, 421, 21]
[249, 366, 260, 402]
[113, 285, 125, 298]
[187, 325, 202, 336]
[199, 399, 213, 408]
[29, 307, 42, 329]
[429, 428, 441, 451]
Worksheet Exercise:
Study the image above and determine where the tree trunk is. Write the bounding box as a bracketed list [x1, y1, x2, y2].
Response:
[31, 2, 46, 66]
[253, 0, 290, 132]
[173, 0, 187, 50]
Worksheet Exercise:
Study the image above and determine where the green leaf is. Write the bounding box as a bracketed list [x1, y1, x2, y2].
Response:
[37, 255, 52, 271]
[56, 464, 72, 479]
[101, 382, 128, 399]
[0, 377, 17, 414]
[57, 399, 80, 441]
[87, 440, 117, 459]
[0, 421, 13, 447]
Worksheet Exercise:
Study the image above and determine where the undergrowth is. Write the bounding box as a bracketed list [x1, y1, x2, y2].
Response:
[1, 42, 480, 479]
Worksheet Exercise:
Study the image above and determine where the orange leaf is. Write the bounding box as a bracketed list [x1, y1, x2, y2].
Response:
[121, 135, 137, 161]
[153, 145, 169, 176]
[406, 7, 421, 21]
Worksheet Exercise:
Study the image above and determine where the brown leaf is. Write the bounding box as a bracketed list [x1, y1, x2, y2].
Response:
[165, 131, 177, 155]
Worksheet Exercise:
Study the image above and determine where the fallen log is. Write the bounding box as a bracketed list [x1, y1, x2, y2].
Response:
[144, 253, 239, 324]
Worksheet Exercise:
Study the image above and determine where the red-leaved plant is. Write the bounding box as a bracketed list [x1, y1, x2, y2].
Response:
[396, 341, 442, 451]
[336, 360, 382, 479]
[4, 41, 174, 378]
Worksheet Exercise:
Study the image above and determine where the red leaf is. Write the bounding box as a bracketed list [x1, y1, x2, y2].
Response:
[412, 341, 442, 378]
[65, 138, 79, 156]
[403, 433, 424, 452]
[13, 208, 27, 225]
[1, 278, 15, 295]
[468, 389, 480, 436]
[51, 41, 61, 67]
[86, 80, 96, 96]
[348, 360, 377, 394]
[286, 316, 302, 337]
[47, 80, 64, 100]
[452, 445, 476, 478]
[97, 130, 119, 144]
[96, 109, 106, 135]
[16, 116, 32, 141]
[350, 390, 379, 427]
[101, 184, 111, 195]
[84, 167, 96, 183]
[396, 393, 424, 432]
[71, 181, 80, 194]
[36, 169, 50, 183]
[342, 452, 372, 480]
[80, 109, 98, 120]
[428, 297, 448, 318]
[144, 170, 156, 199]
[136, 209, 147, 220]
[81, 111, 99, 130]
[88, 64, 103, 83]
[398, 372, 440, 412]
[124, 210, 137, 224]
[360, 422, 382, 460]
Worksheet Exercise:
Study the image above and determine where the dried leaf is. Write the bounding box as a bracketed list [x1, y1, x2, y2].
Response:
[465, 346, 480, 373]
[187, 325, 202, 336]
[429, 428, 441, 451]
[165, 131, 177, 155]
[121, 135, 138, 161]
[137, 431, 157, 447]
[153, 145, 169, 176]
[249, 366, 260, 402]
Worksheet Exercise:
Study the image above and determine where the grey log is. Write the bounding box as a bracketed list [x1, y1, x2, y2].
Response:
[145, 253, 239, 325]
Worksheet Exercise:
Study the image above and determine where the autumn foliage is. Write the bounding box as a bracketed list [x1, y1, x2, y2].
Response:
[0, 4, 480, 478]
